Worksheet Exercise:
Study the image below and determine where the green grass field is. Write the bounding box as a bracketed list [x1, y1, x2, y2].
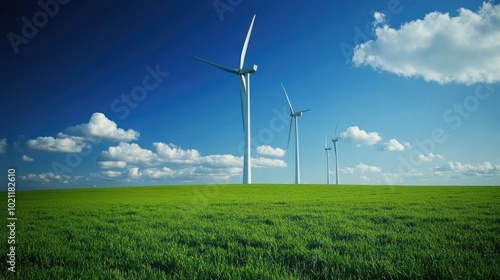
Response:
[2, 185, 499, 279]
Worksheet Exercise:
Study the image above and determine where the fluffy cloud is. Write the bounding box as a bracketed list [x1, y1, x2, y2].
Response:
[381, 139, 406, 152]
[256, 145, 286, 157]
[101, 170, 122, 178]
[253, 157, 287, 168]
[433, 161, 500, 176]
[101, 142, 287, 169]
[360, 175, 371, 184]
[98, 161, 127, 169]
[140, 167, 174, 179]
[95, 165, 240, 182]
[380, 171, 427, 184]
[373, 11, 386, 25]
[22, 155, 34, 162]
[27, 112, 138, 153]
[353, 2, 500, 85]
[419, 153, 445, 162]
[153, 142, 201, 164]
[200, 154, 242, 168]
[341, 163, 382, 174]
[341, 126, 381, 146]
[98, 142, 287, 181]
[0, 138, 6, 154]
[101, 142, 159, 164]
[65, 112, 139, 142]
[20, 172, 80, 185]
[27, 135, 88, 153]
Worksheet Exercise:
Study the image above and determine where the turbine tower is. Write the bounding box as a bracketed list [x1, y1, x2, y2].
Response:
[282, 83, 310, 184]
[324, 136, 332, 185]
[332, 122, 340, 185]
[196, 15, 257, 184]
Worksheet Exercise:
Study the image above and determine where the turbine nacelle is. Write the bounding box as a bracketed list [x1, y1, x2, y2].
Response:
[332, 122, 340, 143]
[291, 109, 310, 117]
[237, 65, 258, 75]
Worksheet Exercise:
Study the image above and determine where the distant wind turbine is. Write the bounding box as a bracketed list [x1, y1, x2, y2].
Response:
[332, 122, 340, 185]
[324, 136, 332, 185]
[282, 83, 310, 184]
[196, 15, 257, 184]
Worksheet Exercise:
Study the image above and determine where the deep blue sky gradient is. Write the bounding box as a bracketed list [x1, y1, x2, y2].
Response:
[1, 0, 499, 189]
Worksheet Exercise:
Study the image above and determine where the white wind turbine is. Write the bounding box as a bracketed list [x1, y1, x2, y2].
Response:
[324, 136, 332, 185]
[282, 83, 310, 184]
[332, 122, 340, 185]
[196, 15, 257, 184]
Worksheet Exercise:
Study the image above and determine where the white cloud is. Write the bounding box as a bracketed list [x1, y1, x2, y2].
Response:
[373, 11, 386, 25]
[103, 142, 287, 169]
[380, 171, 427, 184]
[201, 154, 242, 168]
[380, 172, 402, 184]
[27, 112, 138, 153]
[342, 167, 355, 174]
[360, 175, 371, 184]
[20, 172, 80, 185]
[256, 145, 286, 157]
[95, 165, 239, 182]
[141, 167, 173, 179]
[433, 161, 500, 176]
[253, 157, 287, 168]
[341, 163, 381, 174]
[419, 153, 445, 162]
[357, 163, 382, 173]
[99, 142, 286, 181]
[340, 126, 381, 146]
[200, 154, 287, 169]
[65, 112, 139, 142]
[154, 142, 201, 163]
[353, 2, 500, 85]
[128, 167, 141, 179]
[98, 161, 127, 169]
[22, 155, 34, 162]
[381, 139, 406, 152]
[0, 138, 7, 154]
[27, 136, 88, 153]
[101, 170, 122, 179]
[101, 142, 159, 164]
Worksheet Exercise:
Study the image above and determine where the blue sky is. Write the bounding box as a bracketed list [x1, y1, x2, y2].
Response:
[1, 0, 499, 190]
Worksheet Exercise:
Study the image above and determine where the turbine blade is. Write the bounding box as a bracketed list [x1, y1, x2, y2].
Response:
[238, 75, 247, 133]
[287, 117, 293, 149]
[196, 57, 238, 74]
[325, 135, 327, 149]
[281, 83, 294, 114]
[240, 15, 256, 69]
[334, 121, 339, 137]
[296, 109, 311, 114]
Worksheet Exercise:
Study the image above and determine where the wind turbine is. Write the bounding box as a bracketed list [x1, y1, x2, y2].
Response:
[332, 122, 340, 185]
[282, 83, 310, 184]
[196, 15, 257, 184]
[324, 136, 332, 185]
